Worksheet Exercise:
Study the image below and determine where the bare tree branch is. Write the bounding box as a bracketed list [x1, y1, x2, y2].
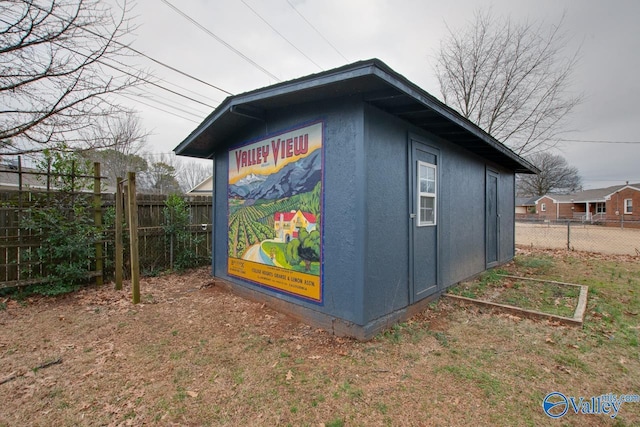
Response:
[0, 0, 147, 155]
[434, 9, 582, 155]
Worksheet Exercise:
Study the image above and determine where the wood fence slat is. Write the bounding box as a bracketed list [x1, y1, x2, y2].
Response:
[0, 161, 212, 291]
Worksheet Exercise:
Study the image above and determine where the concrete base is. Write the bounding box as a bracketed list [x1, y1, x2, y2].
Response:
[210, 277, 440, 341]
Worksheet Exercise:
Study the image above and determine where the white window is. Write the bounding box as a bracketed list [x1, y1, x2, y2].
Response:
[540, 203, 546, 212]
[624, 198, 633, 214]
[596, 202, 606, 214]
[418, 161, 436, 226]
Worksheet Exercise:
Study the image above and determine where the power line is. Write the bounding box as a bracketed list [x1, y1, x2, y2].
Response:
[99, 55, 220, 108]
[239, 0, 323, 71]
[285, 0, 349, 63]
[119, 94, 200, 124]
[27, 1, 234, 97]
[558, 138, 640, 144]
[29, 39, 218, 111]
[159, 0, 281, 82]
[127, 90, 208, 118]
[118, 43, 233, 97]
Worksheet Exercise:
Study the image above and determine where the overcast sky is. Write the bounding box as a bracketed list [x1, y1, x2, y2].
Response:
[122, 0, 640, 189]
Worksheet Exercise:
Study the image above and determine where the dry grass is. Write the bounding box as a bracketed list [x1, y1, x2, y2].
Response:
[0, 248, 639, 426]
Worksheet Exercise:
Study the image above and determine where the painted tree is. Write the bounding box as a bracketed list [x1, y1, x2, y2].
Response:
[433, 9, 581, 155]
[297, 229, 320, 272]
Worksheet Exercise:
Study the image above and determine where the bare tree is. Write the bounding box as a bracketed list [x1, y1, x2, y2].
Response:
[139, 153, 182, 195]
[517, 152, 581, 196]
[177, 161, 211, 193]
[82, 113, 149, 186]
[434, 9, 582, 155]
[0, 0, 146, 155]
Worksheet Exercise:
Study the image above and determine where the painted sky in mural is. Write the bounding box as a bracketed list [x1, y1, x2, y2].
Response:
[227, 122, 323, 302]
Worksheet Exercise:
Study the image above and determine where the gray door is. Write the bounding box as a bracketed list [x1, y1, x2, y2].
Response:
[409, 140, 438, 303]
[486, 169, 500, 267]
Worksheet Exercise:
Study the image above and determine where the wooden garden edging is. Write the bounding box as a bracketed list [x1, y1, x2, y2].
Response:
[445, 274, 588, 326]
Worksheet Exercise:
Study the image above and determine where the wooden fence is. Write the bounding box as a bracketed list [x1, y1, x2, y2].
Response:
[0, 161, 212, 290]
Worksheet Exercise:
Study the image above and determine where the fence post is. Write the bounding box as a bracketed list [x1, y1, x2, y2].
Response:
[93, 163, 103, 286]
[567, 220, 571, 251]
[127, 172, 140, 304]
[115, 177, 124, 290]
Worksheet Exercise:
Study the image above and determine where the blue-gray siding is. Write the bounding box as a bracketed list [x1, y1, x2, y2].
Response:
[211, 97, 516, 328]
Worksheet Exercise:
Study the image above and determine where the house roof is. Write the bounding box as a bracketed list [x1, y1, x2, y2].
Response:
[275, 211, 317, 223]
[516, 197, 537, 206]
[174, 59, 537, 174]
[536, 183, 640, 204]
[187, 175, 213, 195]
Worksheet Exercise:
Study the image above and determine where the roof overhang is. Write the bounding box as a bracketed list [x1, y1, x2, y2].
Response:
[174, 59, 538, 174]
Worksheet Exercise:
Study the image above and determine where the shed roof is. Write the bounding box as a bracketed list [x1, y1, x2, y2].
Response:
[174, 59, 537, 174]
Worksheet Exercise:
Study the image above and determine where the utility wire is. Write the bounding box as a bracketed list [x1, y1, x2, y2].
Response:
[120, 93, 201, 124]
[27, 1, 235, 97]
[160, 0, 281, 82]
[126, 90, 209, 118]
[118, 43, 234, 96]
[558, 138, 640, 144]
[285, 0, 348, 62]
[101, 59, 216, 109]
[239, 0, 323, 71]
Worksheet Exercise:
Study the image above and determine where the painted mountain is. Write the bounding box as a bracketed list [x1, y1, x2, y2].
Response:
[228, 173, 268, 198]
[229, 148, 321, 200]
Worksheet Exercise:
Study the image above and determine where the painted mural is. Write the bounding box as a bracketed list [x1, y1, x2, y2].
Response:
[227, 122, 323, 302]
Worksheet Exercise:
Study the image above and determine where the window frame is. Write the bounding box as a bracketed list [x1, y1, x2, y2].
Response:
[624, 198, 633, 214]
[417, 160, 436, 227]
[540, 203, 546, 212]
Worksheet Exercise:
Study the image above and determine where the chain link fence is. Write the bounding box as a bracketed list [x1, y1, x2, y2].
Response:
[516, 219, 640, 256]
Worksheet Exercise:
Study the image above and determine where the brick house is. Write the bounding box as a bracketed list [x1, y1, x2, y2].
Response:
[518, 183, 640, 227]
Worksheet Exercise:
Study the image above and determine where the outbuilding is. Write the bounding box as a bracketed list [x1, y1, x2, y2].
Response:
[174, 59, 537, 339]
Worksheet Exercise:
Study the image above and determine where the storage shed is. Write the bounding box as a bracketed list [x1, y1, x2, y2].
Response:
[174, 59, 537, 339]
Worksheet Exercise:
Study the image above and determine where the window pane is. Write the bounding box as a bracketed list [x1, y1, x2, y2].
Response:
[420, 196, 434, 224]
[420, 179, 429, 193]
[420, 164, 429, 179]
[426, 179, 435, 194]
[427, 167, 435, 181]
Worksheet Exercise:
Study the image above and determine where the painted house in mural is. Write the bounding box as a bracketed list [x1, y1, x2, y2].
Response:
[274, 210, 317, 242]
[174, 59, 537, 339]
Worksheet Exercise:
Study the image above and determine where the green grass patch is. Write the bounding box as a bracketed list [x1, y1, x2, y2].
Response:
[449, 275, 580, 318]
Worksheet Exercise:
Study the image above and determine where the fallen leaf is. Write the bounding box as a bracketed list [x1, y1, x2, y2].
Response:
[545, 337, 554, 344]
[186, 390, 199, 398]
[308, 355, 321, 360]
[286, 370, 293, 381]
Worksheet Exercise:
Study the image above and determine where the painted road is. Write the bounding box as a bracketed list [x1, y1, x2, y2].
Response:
[242, 240, 284, 267]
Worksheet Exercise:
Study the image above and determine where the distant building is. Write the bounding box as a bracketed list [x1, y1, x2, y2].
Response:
[517, 183, 640, 227]
[187, 176, 213, 195]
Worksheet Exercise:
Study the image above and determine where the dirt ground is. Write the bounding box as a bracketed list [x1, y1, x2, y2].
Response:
[1, 249, 639, 426]
[516, 222, 640, 255]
